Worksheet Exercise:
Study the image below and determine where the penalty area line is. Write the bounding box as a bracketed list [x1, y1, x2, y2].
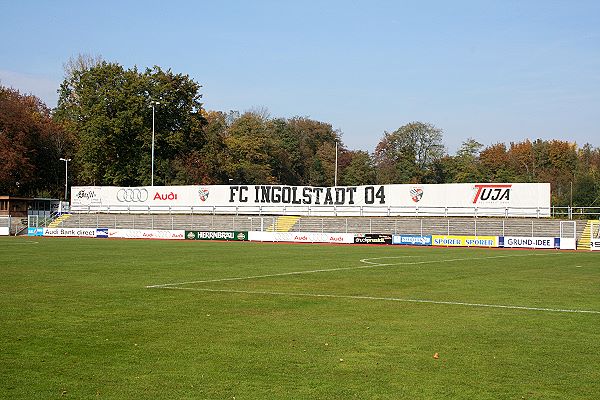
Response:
[146, 253, 553, 289]
[160, 286, 600, 315]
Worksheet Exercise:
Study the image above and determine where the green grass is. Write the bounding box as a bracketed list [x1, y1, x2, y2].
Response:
[1, 237, 599, 399]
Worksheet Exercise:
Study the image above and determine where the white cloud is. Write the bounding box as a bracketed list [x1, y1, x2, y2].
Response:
[0, 70, 59, 108]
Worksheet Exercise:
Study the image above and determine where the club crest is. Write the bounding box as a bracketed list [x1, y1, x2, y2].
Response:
[198, 188, 210, 202]
[410, 187, 424, 203]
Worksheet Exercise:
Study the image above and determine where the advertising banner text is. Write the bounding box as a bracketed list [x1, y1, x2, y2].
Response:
[432, 235, 498, 247]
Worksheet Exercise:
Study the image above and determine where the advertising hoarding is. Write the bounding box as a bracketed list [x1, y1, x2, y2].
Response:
[248, 231, 355, 244]
[70, 183, 551, 217]
[432, 235, 498, 248]
[185, 231, 248, 241]
[499, 236, 559, 249]
[354, 234, 392, 245]
[107, 229, 185, 240]
[27, 228, 110, 238]
[392, 235, 433, 246]
[44, 227, 97, 237]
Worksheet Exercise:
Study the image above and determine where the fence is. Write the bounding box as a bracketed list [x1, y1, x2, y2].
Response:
[27, 213, 59, 229]
[551, 207, 600, 220]
[44, 213, 581, 239]
[70, 204, 600, 220]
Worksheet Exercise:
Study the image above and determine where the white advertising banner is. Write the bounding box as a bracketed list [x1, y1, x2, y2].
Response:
[560, 238, 576, 250]
[71, 183, 551, 217]
[501, 236, 559, 249]
[249, 231, 355, 244]
[108, 229, 185, 240]
[0, 227, 9, 236]
[44, 227, 97, 237]
[590, 240, 600, 251]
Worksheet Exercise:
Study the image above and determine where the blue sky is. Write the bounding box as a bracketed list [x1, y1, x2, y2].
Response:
[1, 0, 599, 153]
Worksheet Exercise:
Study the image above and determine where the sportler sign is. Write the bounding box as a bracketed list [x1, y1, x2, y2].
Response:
[71, 183, 551, 217]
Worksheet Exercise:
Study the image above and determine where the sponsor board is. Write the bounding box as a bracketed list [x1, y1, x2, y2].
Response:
[560, 238, 576, 250]
[248, 231, 355, 244]
[354, 233, 392, 245]
[27, 227, 45, 236]
[28, 227, 110, 238]
[0, 227, 10, 236]
[108, 229, 185, 240]
[44, 227, 97, 237]
[499, 236, 559, 249]
[392, 235, 432, 246]
[185, 231, 248, 241]
[71, 183, 551, 217]
[96, 228, 109, 238]
[590, 239, 600, 251]
[432, 235, 498, 248]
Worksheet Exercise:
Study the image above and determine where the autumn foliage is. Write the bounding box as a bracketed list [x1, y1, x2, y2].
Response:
[0, 87, 73, 197]
[1, 63, 599, 208]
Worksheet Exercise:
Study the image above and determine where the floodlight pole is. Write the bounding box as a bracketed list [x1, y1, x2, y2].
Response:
[334, 141, 338, 186]
[59, 158, 71, 201]
[150, 101, 160, 186]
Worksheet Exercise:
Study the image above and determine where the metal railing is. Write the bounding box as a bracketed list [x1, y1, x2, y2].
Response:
[46, 214, 582, 239]
[70, 204, 560, 218]
[551, 206, 600, 220]
[70, 204, 600, 220]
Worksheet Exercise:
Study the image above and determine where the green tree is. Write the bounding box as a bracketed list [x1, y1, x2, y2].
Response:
[574, 144, 600, 208]
[174, 110, 227, 184]
[54, 62, 205, 186]
[285, 117, 341, 185]
[267, 118, 304, 185]
[573, 173, 599, 207]
[374, 121, 445, 183]
[341, 150, 376, 185]
[451, 138, 483, 182]
[223, 112, 276, 184]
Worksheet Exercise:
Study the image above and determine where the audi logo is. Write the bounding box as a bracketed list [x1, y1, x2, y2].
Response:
[117, 188, 149, 202]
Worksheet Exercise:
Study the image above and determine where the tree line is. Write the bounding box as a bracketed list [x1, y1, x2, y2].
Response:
[1, 59, 599, 207]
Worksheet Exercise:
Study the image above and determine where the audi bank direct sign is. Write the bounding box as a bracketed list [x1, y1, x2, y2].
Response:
[70, 183, 551, 217]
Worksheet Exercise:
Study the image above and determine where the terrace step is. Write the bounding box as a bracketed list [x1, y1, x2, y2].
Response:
[576, 220, 596, 250]
[266, 216, 300, 232]
[47, 214, 72, 228]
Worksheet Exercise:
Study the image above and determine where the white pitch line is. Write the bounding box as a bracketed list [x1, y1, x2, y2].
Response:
[358, 255, 421, 264]
[160, 286, 600, 315]
[146, 253, 553, 289]
[359, 253, 550, 267]
[146, 252, 596, 315]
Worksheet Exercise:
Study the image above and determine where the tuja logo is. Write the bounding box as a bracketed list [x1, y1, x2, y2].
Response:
[472, 184, 512, 203]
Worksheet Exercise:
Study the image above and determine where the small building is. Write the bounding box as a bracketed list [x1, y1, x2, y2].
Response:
[0, 196, 61, 218]
[0, 196, 62, 235]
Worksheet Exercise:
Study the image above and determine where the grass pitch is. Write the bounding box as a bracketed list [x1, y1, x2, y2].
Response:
[1, 237, 599, 399]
